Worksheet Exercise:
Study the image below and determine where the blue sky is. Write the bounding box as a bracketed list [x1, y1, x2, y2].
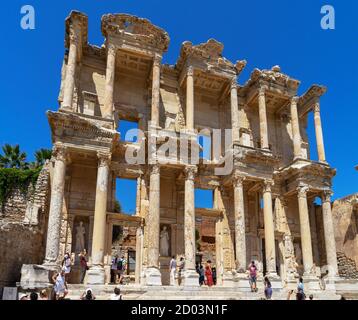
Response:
[0, 1, 357, 212]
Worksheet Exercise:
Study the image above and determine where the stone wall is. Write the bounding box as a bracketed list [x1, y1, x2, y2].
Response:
[332, 194, 358, 267]
[0, 163, 50, 286]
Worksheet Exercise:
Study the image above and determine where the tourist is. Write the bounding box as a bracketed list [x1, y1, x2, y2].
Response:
[111, 255, 118, 284]
[287, 289, 294, 300]
[80, 288, 96, 300]
[296, 277, 306, 300]
[248, 261, 258, 292]
[117, 255, 127, 284]
[205, 260, 214, 287]
[264, 276, 273, 300]
[29, 292, 38, 301]
[79, 249, 88, 284]
[198, 265, 205, 286]
[52, 268, 68, 300]
[39, 289, 48, 300]
[19, 293, 29, 300]
[178, 257, 185, 286]
[169, 256, 177, 286]
[309, 294, 314, 300]
[110, 287, 123, 300]
[212, 267, 217, 285]
[62, 252, 72, 283]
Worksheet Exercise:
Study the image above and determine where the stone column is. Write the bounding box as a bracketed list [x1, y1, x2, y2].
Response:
[262, 180, 277, 275]
[230, 77, 240, 143]
[103, 43, 116, 120]
[151, 54, 161, 127]
[290, 96, 302, 159]
[233, 174, 246, 272]
[62, 25, 79, 110]
[43, 144, 67, 266]
[313, 102, 326, 162]
[183, 166, 199, 286]
[321, 190, 338, 277]
[87, 152, 111, 285]
[145, 164, 162, 285]
[258, 87, 269, 149]
[135, 225, 144, 284]
[186, 66, 194, 131]
[297, 185, 314, 275]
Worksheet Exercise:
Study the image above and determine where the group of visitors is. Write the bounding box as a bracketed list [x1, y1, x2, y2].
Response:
[196, 261, 217, 287]
[19, 290, 49, 300]
[247, 261, 318, 300]
[110, 254, 127, 284]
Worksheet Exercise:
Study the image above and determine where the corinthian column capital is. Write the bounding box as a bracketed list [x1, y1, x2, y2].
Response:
[187, 65, 194, 77]
[97, 151, 111, 167]
[263, 179, 273, 193]
[52, 143, 68, 163]
[184, 166, 197, 181]
[232, 173, 245, 188]
[107, 43, 117, 55]
[230, 76, 238, 90]
[150, 163, 160, 175]
[313, 102, 320, 114]
[258, 86, 266, 97]
[291, 96, 299, 104]
[153, 54, 162, 67]
[297, 184, 309, 198]
[322, 189, 333, 203]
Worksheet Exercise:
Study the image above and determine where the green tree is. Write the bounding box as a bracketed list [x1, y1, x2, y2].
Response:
[0, 144, 28, 169]
[114, 200, 122, 213]
[34, 148, 52, 167]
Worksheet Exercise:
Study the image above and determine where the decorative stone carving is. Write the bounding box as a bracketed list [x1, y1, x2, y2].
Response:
[75, 221, 86, 253]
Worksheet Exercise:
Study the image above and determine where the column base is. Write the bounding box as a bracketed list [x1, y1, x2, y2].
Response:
[234, 272, 251, 291]
[20, 264, 57, 290]
[183, 269, 200, 287]
[144, 267, 162, 286]
[323, 275, 340, 291]
[222, 271, 235, 288]
[86, 266, 105, 285]
[303, 273, 321, 291]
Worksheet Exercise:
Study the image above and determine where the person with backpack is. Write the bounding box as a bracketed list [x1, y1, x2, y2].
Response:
[117, 255, 127, 284]
[296, 277, 306, 300]
[111, 255, 118, 284]
[248, 261, 258, 292]
[62, 252, 72, 283]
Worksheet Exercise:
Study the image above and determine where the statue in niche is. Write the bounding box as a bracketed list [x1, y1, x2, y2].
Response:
[75, 221, 86, 254]
[160, 226, 170, 256]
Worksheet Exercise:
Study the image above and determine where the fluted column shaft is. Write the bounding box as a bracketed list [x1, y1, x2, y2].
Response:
[258, 88, 269, 149]
[290, 96, 302, 158]
[230, 77, 240, 143]
[62, 27, 79, 110]
[186, 66, 194, 130]
[322, 191, 338, 277]
[151, 54, 161, 127]
[91, 152, 111, 266]
[103, 44, 116, 120]
[147, 164, 160, 268]
[233, 175, 246, 272]
[44, 144, 67, 265]
[184, 166, 197, 270]
[262, 181, 277, 275]
[313, 102, 326, 162]
[297, 185, 314, 275]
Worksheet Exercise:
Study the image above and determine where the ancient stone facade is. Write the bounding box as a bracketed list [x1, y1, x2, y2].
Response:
[0, 164, 50, 286]
[13, 11, 354, 294]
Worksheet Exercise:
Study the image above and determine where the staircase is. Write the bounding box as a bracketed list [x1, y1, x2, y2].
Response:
[65, 283, 338, 300]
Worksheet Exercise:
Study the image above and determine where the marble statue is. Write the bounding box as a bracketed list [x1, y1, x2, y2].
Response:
[160, 226, 170, 256]
[75, 221, 86, 253]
